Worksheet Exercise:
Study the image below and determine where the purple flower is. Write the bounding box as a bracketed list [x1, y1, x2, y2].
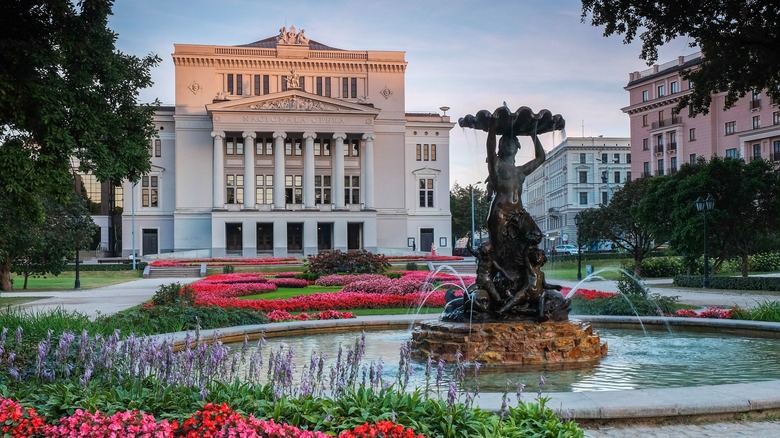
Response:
[447, 381, 457, 407]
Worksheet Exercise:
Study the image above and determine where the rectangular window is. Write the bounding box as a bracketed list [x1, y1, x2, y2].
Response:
[314, 175, 332, 205]
[141, 175, 159, 208]
[154, 139, 161, 157]
[753, 143, 762, 159]
[774, 111, 780, 126]
[689, 128, 696, 141]
[657, 159, 664, 175]
[626, 153, 631, 164]
[350, 139, 360, 157]
[658, 110, 664, 125]
[263, 75, 270, 94]
[225, 136, 243, 155]
[579, 153, 586, 164]
[579, 192, 587, 205]
[642, 90, 649, 102]
[258, 137, 273, 155]
[419, 178, 434, 208]
[325, 77, 331, 97]
[642, 114, 648, 127]
[351, 78, 358, 98]
[643, 162, 650, 177]
[690, 153, 697, 164]
[227, 74, 234, 94]
[431, 144, 437, 161]
[345, 175, 360, 204]
[670, 81, 678, 94]
[285, 139, 292, 156]
[254, 75, 261, 95]
[282, 77, 288, 92]
[657, 84, 665, 97]
[285, 175, 303, 204]
[725, 121, 736, 135]
[751, 90, 762, 109]
[773, 140, 780, 161]
[316, 77, 323, 96]
[294, 138, 302, 156]
[626, 171, 632, 181]
[423, 144, 429, 161]
[601, 153, 608, 163]
[613, 153, 620, 164]
[642, 138, 649, 150]
[600, 171, 607, 183]
[669, 131, 677, 150]
[416, 144, 422, 161]
[614, 171, 621, 183]
[670, 156, 677, 173]
[226, 174, 244, 204]
[579, 171, 587, 184]
[342, 78, 349, 98]
[235, 74, 243, 95]
[752, 115, 761, 129]
[725, 148, 738, 158]
[255, 175, 273, 205]
[601, 191, 608, 205]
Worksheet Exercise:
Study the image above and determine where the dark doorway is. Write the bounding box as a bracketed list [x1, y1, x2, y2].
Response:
[287, 223, 303, 252]
[317, 223, 333, 251]
[347, 223, 363, 250]
[142, 229, 158, 255]
[226, 223, 243, 252]
[256, 223, 273, 252]
[420, 228, 434, 253]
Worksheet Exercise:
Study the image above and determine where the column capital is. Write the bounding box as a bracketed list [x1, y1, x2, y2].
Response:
[303, 132, 318, 140]
[332, 132, 347, 140]
[211, 131, 225, 139]
[273, 131, 287, 140]
[242, 131, 257, 139]
[361, 133, 375, 141]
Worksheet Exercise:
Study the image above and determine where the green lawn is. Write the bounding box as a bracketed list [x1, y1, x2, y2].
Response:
[543, 258, 628, 281]
[0, 297, 47, 306]
[7, 270, 142, 292]
[241, 285, 342, 300]
[343, 307, 444, 316]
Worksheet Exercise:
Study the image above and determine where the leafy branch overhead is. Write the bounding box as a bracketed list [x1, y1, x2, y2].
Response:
[582, 0, 780, 115]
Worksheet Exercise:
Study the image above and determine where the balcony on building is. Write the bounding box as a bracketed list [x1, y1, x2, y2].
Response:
[750, 98, 762, 110]
[667, 142, 677, 152]
[651, 115, 682, 130]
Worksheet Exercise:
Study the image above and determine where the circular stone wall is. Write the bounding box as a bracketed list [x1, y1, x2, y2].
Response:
[410, 319, 607, 365]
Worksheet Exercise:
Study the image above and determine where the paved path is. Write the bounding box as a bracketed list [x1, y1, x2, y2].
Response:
[584, 420, 780, 437]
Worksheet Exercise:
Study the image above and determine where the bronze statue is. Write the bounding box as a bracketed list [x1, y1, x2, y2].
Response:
[448, 105, 569, 322]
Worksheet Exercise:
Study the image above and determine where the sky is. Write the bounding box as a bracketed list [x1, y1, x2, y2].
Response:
[109, 0, 694, 187]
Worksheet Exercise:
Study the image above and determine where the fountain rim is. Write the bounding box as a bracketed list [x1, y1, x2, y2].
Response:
[149, 314, 780, 424]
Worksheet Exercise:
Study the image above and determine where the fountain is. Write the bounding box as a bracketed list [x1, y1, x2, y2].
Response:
[410, 105, 607, 365]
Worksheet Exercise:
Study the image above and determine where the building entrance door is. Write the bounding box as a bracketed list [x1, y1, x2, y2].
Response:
[287, 223, 303, 252]
[420, 228, 434, 253]
[317, 223, 333, 251]
[226, 223, 243, 252]
[347, 223, 362, 250]
[142, 229, 158, 255]
[256, 223, 273, 252]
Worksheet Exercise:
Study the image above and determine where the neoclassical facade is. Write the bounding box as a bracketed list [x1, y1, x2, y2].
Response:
[122, 27, 453, 258]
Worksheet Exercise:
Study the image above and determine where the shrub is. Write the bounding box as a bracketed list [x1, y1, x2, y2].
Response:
[222, 264, 235, 274]
[572, 273, 679, 316]
[405, 262, 419, 271]
[673, 275, 780, 291]
[306, 250, 389, 275]
[731, 300, 780, 322]
[749, 252, 780, 272]
[623, 256, 685, 278]
[294, 272, 320, 282]
[152, 282, 196, 306]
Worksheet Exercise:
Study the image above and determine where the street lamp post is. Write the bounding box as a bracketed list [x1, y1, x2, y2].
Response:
[74, 225, 81, 289]
[574, 213, 582, 281]
[470, 182, 482, 251]
[695, 194, 715, 288]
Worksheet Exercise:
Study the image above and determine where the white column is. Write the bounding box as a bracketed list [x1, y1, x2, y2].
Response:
[303, 132, 317, 209]
[333, 132, 346, 209]
[362, 133, 375, 210]
[211, 131, 225, 209]
[273, 131, 286, 209]
[243, 131, 256, 209]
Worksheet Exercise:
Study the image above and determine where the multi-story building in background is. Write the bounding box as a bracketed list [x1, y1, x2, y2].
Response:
[122, 26, 453, 259]
[623, 52, 780, 177]
[524, 136, 631, 252]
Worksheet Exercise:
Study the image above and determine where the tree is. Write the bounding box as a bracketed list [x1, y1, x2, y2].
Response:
[640, 157, 780, 277]
[581, 0, 780, 116]
[13, 195, 98, 289]
[0, 0, 160, 290]
[449, 182, 491, 245]
[577, 177, 668, 277]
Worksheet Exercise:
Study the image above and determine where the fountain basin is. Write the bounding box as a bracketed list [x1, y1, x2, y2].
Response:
[410, 319, 607, 365]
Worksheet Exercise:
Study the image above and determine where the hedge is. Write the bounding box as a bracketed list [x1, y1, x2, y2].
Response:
[63, 262, 147, 272]
[674, 275, 780, 291]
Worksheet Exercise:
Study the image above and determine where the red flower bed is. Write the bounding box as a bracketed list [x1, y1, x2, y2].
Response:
[569, 288, 616, 300]
[386, 255, 463, 262]
[314, 274, 388, 287]
[150, 257, 299, 267]
[180, 402, 330, 437]
[197, 290, 447, 312]
[672, 307, 733, 319]
[267, 278, 309, 288]
[0, 398, 44, 437]
[340, 421, 425, 438]
[266, 310, 355, 322]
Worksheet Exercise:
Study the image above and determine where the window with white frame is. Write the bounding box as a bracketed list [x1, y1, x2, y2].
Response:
[642, 90, 649, 102]
[689, 128, 696, 141]
[226, 136, 244, 155]
[141, 175, 159, 208]
[344, 139, 360, 157]
[226, 174, 244, 204]
[314, 138, 331, 156]
[725, 121, 736, 135]
[314, 175, 332, 205]
[419, 178, 434, 208]
[579, 192, 587, 205]
[752, 115, 761, 129]
[670, 81, 678, 94]
[257, 137, 273, 155]
[345, 175, 360, 204]
[152, 139, 161, 157]
[774, 111, 780, 126]
[255, 175, 273, 205]
[285, 175, 302, 204]
[579, 171, 587, 184]
[725, 148, 738, 158]
[657, 84, 665, 97]
[753, 143, 762, 159]
[416, 144, 437, 161]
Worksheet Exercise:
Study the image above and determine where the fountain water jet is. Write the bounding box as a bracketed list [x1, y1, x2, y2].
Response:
[411, 105, 607, 366]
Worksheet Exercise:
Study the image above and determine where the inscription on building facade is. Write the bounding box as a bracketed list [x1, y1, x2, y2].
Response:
[242, 115, 346, 124]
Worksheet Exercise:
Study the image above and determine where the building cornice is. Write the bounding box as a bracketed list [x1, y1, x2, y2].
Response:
[622, 93, 688, 115]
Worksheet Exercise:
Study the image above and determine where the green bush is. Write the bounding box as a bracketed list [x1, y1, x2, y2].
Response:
[623, 256, 685, 278]
[572, 273, 679, 316]
[306, 250, 390, 275]
[405, 262, 419, 271]
[294, 272, 320, 281]
[63, 262, 147, 271]
[674, 275, 780, 291]
[151, 282, 195, 306]
[222, 264, 235, 274]
[749, 252, 780, 272]
[731, 300, 780, 322]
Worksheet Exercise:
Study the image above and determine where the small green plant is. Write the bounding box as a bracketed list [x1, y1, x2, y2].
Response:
[151, 282, 196, 306]
[405, 262, 419, 271]
[222, 264, 235, 274]
[731, 300, 780, 322]
[572, 273, 679, 316]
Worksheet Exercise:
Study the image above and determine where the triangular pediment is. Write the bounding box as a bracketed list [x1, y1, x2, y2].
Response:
[206, 90, 379, 115]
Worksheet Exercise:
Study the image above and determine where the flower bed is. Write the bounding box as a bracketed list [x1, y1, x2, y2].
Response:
[314, 274, 388, 287]
[671, 307, 734, 319]
[197, 290, 447, 312]
[150, 257, 299, 267]
[386, 255, 463, 262]
[266, 310, 355, 322]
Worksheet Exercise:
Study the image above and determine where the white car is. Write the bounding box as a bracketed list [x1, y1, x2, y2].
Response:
[554, 244, 581, 255]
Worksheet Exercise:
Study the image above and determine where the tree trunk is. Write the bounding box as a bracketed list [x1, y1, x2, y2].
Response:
[741, 253, 749, 278]
[633, 253, 643, 278]
[0, 256, 13, 292]
[23, 272, 30, 289]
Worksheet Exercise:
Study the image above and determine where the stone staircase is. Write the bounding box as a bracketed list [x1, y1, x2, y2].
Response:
[144, 266, 203, 279]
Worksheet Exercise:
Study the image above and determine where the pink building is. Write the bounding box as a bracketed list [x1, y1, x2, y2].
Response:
[623, 52, 780, 177]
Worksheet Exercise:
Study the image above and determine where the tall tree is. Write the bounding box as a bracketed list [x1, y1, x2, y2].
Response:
[577, 177, 668, 277]
[0, 0, 159, 290]
[449, 182, 490, 245]
[581, 0, 780, 116]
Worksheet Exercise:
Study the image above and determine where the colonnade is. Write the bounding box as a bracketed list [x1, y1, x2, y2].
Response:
[211, 130, 375, 211]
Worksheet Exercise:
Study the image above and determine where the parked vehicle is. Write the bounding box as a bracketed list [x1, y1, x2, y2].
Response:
[554, 244, 582, 255]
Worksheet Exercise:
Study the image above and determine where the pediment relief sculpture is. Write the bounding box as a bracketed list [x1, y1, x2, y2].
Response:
[277, 25, 309, 45]
[248, 96, 341, 111]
